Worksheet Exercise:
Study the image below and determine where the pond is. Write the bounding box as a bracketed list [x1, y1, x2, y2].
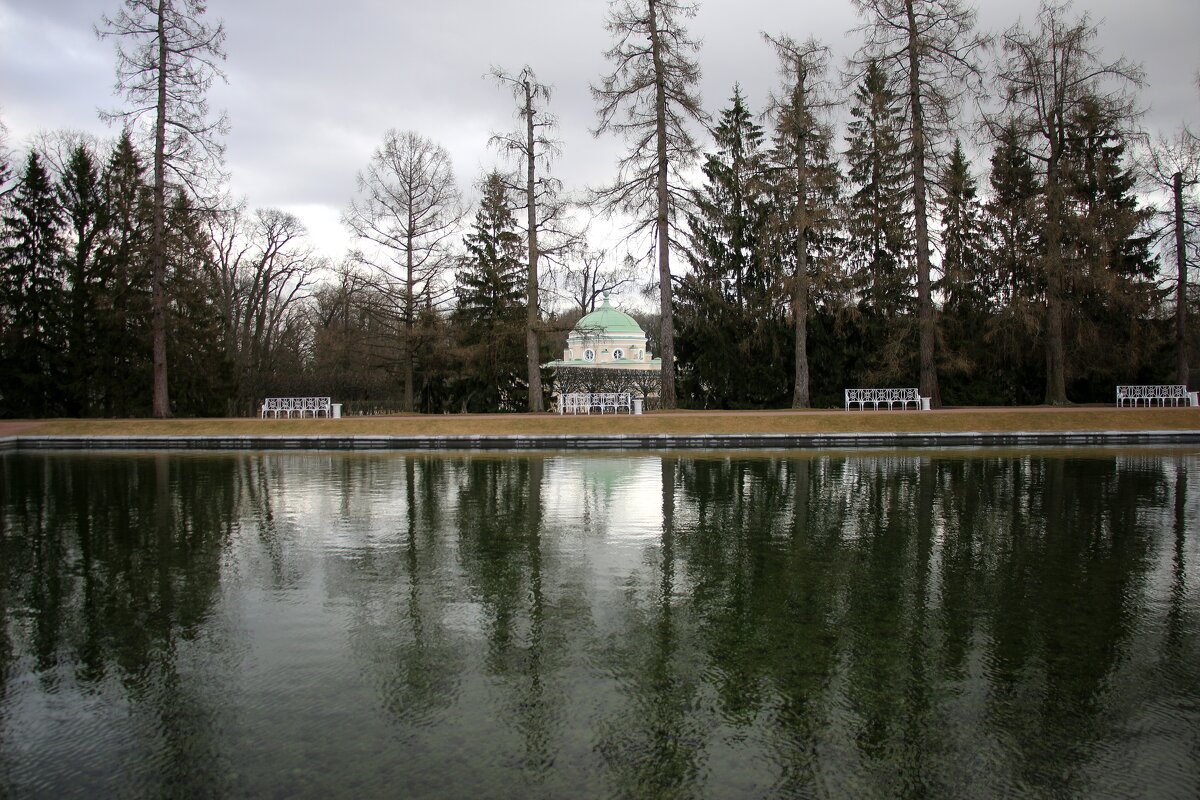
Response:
[1, 450, 1198, 798]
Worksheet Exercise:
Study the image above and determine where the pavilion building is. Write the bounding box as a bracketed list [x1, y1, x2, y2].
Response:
[543, 295, 662, 408]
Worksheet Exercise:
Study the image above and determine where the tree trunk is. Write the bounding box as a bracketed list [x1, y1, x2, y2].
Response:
[151, 0, 171, 418]
[905, 0, 940, 407]
[1043, 152, 1068, 405]
[792, 152, 810, 408]
[648, 0, 676, 409]
[793, 233, 810, 409]
[525, 81, 544, 412]
[403, 229, 415, 412]
[1175, 170, 1189, 386]
[69, 234, 88, 416]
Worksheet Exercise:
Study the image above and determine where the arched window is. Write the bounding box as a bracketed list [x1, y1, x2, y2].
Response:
[584, 348, 595, 361]
[613, 348, 624, 360]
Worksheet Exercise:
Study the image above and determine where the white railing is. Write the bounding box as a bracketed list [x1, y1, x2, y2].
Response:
[1115, 385, 1196, 407]
[845, 388, 929, 411]
[558, 392, 633, 415]
[261, 397, 335, 418]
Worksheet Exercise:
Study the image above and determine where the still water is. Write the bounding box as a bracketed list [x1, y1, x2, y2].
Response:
[1, 450, 1197, 799]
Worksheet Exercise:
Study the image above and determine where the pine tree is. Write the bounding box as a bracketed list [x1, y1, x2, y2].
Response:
[687, 87, 770, 306]
[1064, 98, 1156, 286]
[677, 88, 790, 408]
[58, 143, 107, 414]
[844, 61, 912, 386]
[453, 171, 527, 412]
[984, 123, 1043, 309]
[0, 152, 67, 416]
[845, 61, 911, 318]
[937, 140, 992, 404]
[1062, 97, 1160, 396]
[95, 131, 153, 416]
[163, 191, 233, 416]
[489, 65, 562, 412]
[980, 123, 1044, 405]
[940, 141, 987, 315]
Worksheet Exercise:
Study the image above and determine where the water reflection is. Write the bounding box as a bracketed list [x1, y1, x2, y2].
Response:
[0, 450, 1197, 798]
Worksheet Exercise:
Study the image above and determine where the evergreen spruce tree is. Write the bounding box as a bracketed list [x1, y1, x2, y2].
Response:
[453, 171, 527, 412]
[845, 62, 910, 317]
[981, 122, 1044, 405]
[844, 61, 912, 384]
[95, 131, 153, 415]
[984, 123, 1043, 309]
[688, 87, 770, 304]
[1061, 97, 1160, 397]
[936, 140, 991, 403]
[58, 143, 107, 415]
[677, 88, 789, 408]
[940, 141, 987, 315]
[0, 152, 67, 416]
[1064, 98, 1156, 286]
[163, 191, 233, 416]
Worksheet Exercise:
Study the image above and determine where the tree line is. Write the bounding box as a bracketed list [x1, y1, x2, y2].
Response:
[1, 0, 1197, 418]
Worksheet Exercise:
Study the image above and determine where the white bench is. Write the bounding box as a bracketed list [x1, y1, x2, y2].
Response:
[845, 388, 930, 411]
[261, 397, 338, 418]
[1116, 385, 1197, 407]
[558, 392, 633, 415]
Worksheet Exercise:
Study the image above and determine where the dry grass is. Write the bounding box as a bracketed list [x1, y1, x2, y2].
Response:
[11, 405, 1199, 437]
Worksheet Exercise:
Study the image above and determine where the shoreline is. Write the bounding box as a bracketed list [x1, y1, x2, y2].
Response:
[1, 407, 1198, 451]
[4, 429, 1200, 452]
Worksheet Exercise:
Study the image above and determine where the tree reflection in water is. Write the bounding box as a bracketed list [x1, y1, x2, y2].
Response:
[0, 450, 1196, 798]
[0, 453, 239, 796]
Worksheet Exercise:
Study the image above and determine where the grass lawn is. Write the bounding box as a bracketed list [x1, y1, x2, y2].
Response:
[7, 405, 1199, 437]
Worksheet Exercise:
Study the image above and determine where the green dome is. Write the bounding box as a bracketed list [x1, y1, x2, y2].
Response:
[575, 295, 643, 336]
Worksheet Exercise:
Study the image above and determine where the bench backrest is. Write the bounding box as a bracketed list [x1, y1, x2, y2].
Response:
[562, 392, 631, 407]
[264, 397, 331, 412]
[846, 388, 920, 404]
[1116, 385, 1187, 400]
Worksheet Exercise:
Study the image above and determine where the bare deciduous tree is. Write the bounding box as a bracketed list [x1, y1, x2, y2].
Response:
[851, 0, 990, 407]
[489, 65, 565, 413]
[994, 0, 1143, 404]
[764, 34, 841, 409]
[1145, 129, 1200, 384]
[343, 130, 463, 412]
[207, 204, 318, 410]
[592, 0, 706, 409]
[98, 0, 228, 418]
[561, 249, 639, 316]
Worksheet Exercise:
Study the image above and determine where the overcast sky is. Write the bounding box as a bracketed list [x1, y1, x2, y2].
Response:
[2, 0, 1197, 264]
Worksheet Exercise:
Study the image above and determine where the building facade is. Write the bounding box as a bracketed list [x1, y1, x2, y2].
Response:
[543, 295, 661, 403]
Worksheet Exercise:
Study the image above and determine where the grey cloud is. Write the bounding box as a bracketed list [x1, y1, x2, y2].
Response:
[2, 0, 1197, 260]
